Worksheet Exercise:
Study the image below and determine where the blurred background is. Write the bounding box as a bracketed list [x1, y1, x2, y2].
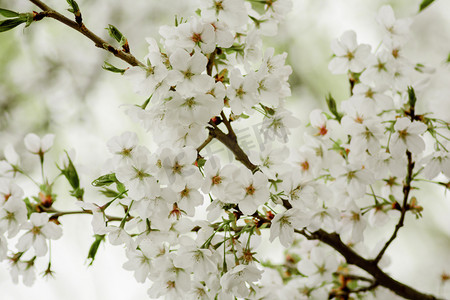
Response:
[1, 0, 450, 299]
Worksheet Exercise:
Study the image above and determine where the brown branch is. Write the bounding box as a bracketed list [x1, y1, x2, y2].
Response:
[374, 150, 414, 264]
[29, 0, 144, 67]
[298, 229, 442, 300]
[196, 135, 214, 154]
[208, 126, 259, 173]
[220, 111, 237, 140]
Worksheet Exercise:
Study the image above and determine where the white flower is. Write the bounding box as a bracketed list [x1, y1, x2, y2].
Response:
[262, 107, 300, 143]
[165, 90, 220, 126]
[106, 131, 139, 164]
[125, 51, 168, 97]
[202, 156, 241, 200]
[307, 206, 340, 233]
[226, 69, 258, 115]
[0, 144, 20, 177]
[176, 172, 204, 217]
[377, 5, 412, 44]
[359, 50, 393, 86]
[420, 151, 450, 179]
[389, 117, 427, 158]
[0, 178, 24, 205]
[251, 145, 289, 180]
[167, 49, 210, 96]
[281, 173, 316, 209]
[173, 237, 217, 281]
[270, 208, 310, 247]
[158, 146, 198, 191]
[265, 0, 293, 21]
[220, 264, 262, 298]
[202, 17, 234, 48]
[123, 239, 159, 283]
[236, 169, 269, 215]
[351, 83, 393, 112]
[330, 163, 374, 199]
[177, 17, 216, 54]
[200, 0, 248, 30]
[106, 226, 132, 246]
[16, 213, 62, 256]
[24, 133, 55, 155]
[0, 198, 27, 238]
[77, 201, 107, 234]
[342, 118, 384, 155]
[297, 248, 338, 285]
[328, 30, 372, 74]
[115, 146, 160, 199]
[148, 253, 192, 299]
[338, 201, 367, 243]
[309, 109, 334, 138]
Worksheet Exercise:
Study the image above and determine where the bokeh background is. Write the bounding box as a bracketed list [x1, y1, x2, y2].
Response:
[1, 0, 450, 299]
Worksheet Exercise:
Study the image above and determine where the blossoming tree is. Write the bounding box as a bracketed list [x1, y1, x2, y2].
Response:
[0, 0, 449, 299]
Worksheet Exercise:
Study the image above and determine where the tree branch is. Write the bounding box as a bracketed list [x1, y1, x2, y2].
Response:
[29, 0, 144, 67]
[208, 126, 259, 172]
[298, 229, 442, 300]
[374, 150, 414, 264]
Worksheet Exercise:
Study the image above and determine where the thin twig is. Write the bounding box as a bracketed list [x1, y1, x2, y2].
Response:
[373, 151, 414, 264]
[196, 135, 214, 154]
[29, 0, 144, 67]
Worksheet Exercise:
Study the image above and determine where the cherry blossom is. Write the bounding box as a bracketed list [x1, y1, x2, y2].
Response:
[389, 117, 427, 158]
[23, 133, 55, 156]
[16, 213, 62, 256]
[328, 30, 372, 74]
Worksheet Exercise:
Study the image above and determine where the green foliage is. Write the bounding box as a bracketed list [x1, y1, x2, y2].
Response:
[419, 0, 435, 12]
[0, 8, 20, 18]
[66, 0, 82, 24]
[86, 235, 105, 266]
[58, 152, 84, 200]
[326, 93, 343, 122]
[92, 173, 126, 198]
[106, 24, 126, 47]
[92, 173, 119, 187]
[66, 0, 80, 14]
[407, 86, 417, 108]
[0, 17, 26, 32]
[102, 61, 126, 74]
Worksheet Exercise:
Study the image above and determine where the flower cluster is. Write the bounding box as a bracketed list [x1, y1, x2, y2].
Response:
[1, 1, 449, 300]
[0, 134, 62, 285]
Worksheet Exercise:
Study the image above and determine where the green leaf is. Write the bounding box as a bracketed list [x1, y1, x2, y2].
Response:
[102, 61, 126, 74]
[66, 0, 80, 13]
[86, 235, 105, 266]
[116, 182, 126, 194]
[59, 152, 80, 190]
[92, 173, 118, 187]
[99, 188, 122, 198]
[0, 8, 20, 18]
[106, 24, 126, 46]
[0, 18, 26, 32]
[196, 158, 206, 169]
[407, 86, 417, 108]
[446, 53, 450, 64]
[325, 93, 343, 122]
[419, 0, 435, 12]
[70, 187, 84, 199]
